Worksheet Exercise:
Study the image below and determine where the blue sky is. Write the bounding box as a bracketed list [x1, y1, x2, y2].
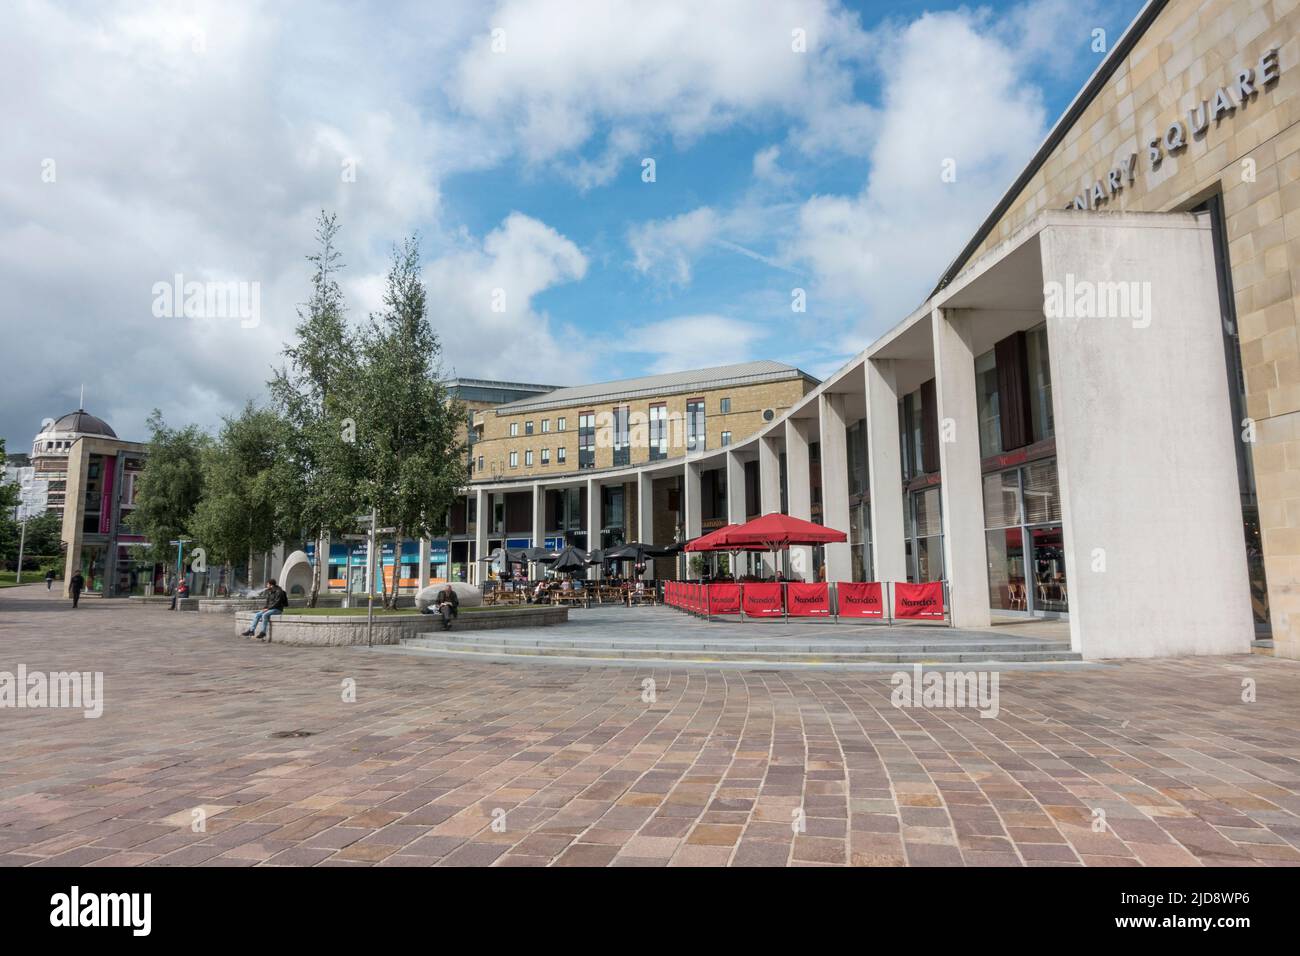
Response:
[0, 0, 1146, 446]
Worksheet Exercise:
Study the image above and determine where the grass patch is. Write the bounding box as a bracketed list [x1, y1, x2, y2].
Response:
[0, 571, 44, 588]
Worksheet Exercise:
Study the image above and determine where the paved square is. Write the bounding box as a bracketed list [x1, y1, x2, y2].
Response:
[2, 586, 1299, 866]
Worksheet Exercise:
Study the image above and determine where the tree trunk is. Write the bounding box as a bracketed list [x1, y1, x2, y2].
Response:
[388, 534, 405, 609]
[248, 546, 255, 589]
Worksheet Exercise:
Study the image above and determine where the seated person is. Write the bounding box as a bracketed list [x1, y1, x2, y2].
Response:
[419, 582, 459, 630]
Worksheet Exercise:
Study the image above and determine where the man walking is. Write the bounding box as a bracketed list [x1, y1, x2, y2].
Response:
[242, 578, 288, 640]
[70, 570, 85, 608]
[44, 569, 55, 591]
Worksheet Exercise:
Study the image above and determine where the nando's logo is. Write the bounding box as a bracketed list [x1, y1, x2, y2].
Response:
[900, 596, 938, 609]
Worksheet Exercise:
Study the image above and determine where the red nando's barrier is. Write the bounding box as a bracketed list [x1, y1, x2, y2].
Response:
[893, 581, 945, 619]
[786, 582, 829, 616]
[707, 583, 742, 615]
[742, 583, 783, 617]
[836, 582, 884, 619]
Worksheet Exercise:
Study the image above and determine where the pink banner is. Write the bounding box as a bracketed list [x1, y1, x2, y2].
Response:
[98, 455, 117, 534]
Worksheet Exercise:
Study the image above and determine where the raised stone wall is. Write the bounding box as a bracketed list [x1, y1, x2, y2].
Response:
[232, 606, 568, 646]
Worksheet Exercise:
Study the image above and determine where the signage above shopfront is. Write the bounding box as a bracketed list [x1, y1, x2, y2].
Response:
[1065, 49, 1281, 211]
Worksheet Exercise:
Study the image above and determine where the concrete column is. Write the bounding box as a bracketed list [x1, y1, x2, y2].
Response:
[759, 436, 781, 515]
[474, 486, 488, 587]
[586, 478, 600, 579]
[818, 392, 852, 583]
[758, 435, 781, 576]
[931, 306, 990, 629]
[637, 471, 654, 580]
[683, 461, 703, 581]
[1037, 215, 1252, 658]
[531, 483, 544, 578]
[784, 418, 812, 581]
[683, 461, 703, 539]
[725, 451, 747, 580]
[866, 358, 907, 584]
[417, 536, 430, 590]
[725, 451, 746, 525]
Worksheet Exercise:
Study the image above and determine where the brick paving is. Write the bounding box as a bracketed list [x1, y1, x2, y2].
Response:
[2, 585, 1299, 866]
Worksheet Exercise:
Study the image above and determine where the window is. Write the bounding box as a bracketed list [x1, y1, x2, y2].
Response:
[906, 486, 944, 583]
[477, 455, 484, 472]
[542, 419, 550, 433]
[720, 397, 731, 413]
[982, 459, 1066, 615]
[558, 446, 567, 464]
[578, 412, 595, 469]
[557, 417, 567, 432]
[1026, 324, 1054, 442]
[686, 399, 705, 452]
[509, 422, 518, 437]
[612, 406, 630, 467]
[976, 349, 1002, 458]
[509, 451, 518, 468]
[649, 404, 667, 460]
[721, 431, 732, 446]
[525, 449, 534, 466]
[541, 448, 550, 465]
[525, 420, 534, 436]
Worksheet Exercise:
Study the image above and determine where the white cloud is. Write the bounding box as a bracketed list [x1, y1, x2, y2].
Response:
[0, 0, 491, 442]
[752, 145, 795, 188]
[423, 213, 591, 383]
[785, 8, 1049, 338]
[610, 315, 767, 373]
[450, 0, 874, 187]
[627, 208, 722, 286]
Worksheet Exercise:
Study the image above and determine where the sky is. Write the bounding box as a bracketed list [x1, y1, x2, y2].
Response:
[0, 0, 1147, 449]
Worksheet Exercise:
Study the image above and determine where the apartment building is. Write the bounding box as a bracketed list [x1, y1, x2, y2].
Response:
[468, 361, 817, 481]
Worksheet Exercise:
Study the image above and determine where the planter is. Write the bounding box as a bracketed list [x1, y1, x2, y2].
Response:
[232, 606, 568, 646]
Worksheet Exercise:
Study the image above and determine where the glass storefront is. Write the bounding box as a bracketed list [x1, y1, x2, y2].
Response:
[983, 458, 1066, 616]
[849, 501, 872, 582]
[905, 486, 943, 583]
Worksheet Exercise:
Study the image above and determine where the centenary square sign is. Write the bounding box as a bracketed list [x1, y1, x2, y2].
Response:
[1064, 49, 1280, 211]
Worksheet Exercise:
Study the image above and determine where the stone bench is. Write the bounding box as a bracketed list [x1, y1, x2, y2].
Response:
[232, 606, 568, 646]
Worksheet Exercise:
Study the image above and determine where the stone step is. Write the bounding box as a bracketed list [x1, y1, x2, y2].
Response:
[403, 633, 1074, 656]
[397, 636, 1082, 663]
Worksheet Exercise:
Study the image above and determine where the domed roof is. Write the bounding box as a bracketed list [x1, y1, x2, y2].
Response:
[47, 409, 117, 438]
